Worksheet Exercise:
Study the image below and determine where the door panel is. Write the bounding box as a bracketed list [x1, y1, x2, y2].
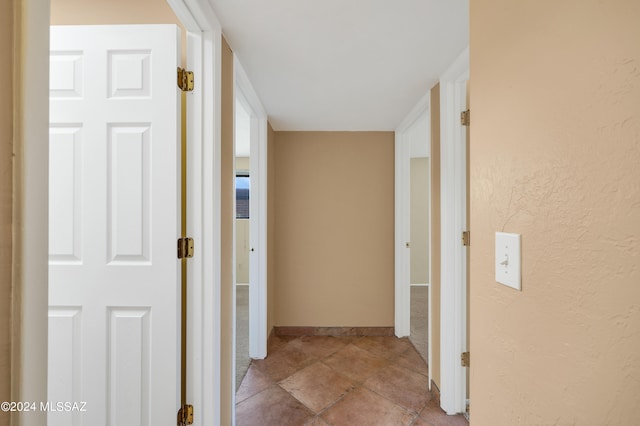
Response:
[49, 25, 181, 426]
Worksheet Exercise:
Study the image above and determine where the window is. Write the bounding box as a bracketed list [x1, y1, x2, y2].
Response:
[236, 174, 250, 219]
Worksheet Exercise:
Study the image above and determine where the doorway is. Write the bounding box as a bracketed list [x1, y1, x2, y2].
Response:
[409, 155, 430, 363]
[232, 58, 269, 404]
[395, 94, 432, 381]
[395, 46, 469, 416]
[234, 98, 251, 388]
[439, 47, 469, 415]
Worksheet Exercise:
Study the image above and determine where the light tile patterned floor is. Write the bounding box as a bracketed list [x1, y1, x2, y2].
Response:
[236, 286, 250, 390]
[410, 285, 429, 362]
[236, 335, 468, 426]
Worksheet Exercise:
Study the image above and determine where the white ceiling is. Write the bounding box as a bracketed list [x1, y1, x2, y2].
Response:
[208, 0, 468, 131]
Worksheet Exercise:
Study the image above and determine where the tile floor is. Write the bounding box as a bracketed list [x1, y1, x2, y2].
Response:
[409, 285, 429, 363]
[236, 335, 468, 426]
[236, 285, 250, 390]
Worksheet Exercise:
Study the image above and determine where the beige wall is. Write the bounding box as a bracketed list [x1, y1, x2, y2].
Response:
[470, 0, 640, 424]
[430, 84, 441, 389]
[220, 36, 234, 425]
[410, 158, 430, 284]
[235, 157, 250, 284]
[236, 157, 250, 171]
[236, 220, 249, 284]
[273, 131, 395, 327]
[51, 0, 181, 23]
[267, 123, 277, 334]
[0, 1, 14, 425]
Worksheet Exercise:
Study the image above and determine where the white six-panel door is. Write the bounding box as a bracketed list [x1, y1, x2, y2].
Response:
[49, 25, 181, 426]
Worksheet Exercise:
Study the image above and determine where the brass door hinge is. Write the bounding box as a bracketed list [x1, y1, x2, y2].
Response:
[461, 351, 470, 367]
[177, 67, 194, 92]
[177, 237, 194, 259]
[462, 231, 470, 247]
[177, 404, 193, 425]
[460, 109, 470, 126]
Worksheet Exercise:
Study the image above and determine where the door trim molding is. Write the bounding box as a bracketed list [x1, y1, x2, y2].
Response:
[439, 47, 469, 415]
[173, 2, 222, 425]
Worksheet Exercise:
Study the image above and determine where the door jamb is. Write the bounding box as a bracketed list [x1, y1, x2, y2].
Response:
[169, 2, 223, 425]
[18, 1, 224, 425]
[439, 47, 469, 415]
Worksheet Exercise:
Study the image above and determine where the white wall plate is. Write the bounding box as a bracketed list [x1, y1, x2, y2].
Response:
[495, 232, 521, 291]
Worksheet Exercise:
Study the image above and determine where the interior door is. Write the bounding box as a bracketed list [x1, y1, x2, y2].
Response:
[48, 25, 181, 426]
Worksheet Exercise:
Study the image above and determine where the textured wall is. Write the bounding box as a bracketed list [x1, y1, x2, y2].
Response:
[470, 0, 640, 423]
[0, 1, 13, 425]
[274, 131, 395, 327]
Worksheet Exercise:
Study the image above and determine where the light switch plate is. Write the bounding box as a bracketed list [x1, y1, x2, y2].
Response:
[495, 232, 521, 291]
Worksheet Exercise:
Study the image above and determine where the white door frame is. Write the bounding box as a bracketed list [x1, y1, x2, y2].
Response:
[234, 58, 268, 362]
[177, 2, 224, 424]
[439, 47, 469, 415]
[394, 92, 431, 383]
[18, 0, 224, 425]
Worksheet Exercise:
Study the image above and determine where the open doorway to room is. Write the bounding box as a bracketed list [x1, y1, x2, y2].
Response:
[234, 98, 252, 388]
[395, 95, 431, 375]
[232, 58, 269, 401]
[409, 154, 430, 363]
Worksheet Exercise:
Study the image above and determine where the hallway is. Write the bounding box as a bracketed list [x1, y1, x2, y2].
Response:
[236, 335, 468, 426]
